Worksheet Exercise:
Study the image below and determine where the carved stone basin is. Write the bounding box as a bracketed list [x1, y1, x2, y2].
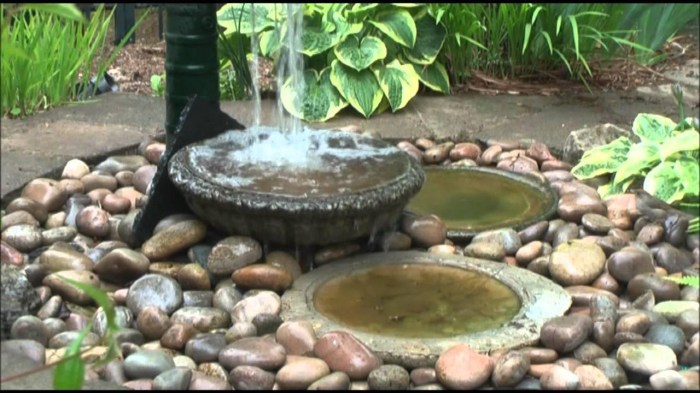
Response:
[168, 126, 425, 246]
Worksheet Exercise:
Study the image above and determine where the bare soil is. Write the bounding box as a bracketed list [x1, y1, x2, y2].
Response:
[105, 8, 699, 98]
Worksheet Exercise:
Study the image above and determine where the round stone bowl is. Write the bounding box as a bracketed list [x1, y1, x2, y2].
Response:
[407, 166, 559, 242]
[281, 251, 572, 368]
[168, 126, 425, 246]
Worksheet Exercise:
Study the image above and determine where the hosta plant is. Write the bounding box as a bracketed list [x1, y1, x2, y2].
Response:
[571, 87, 699, 210]
[217, 3, 449, 121]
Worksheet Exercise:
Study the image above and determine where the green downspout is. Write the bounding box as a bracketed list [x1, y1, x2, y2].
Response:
[164, 4, 220, 147]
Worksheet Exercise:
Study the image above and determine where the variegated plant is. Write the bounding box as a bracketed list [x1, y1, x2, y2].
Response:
[571, 112, 699, 208]
[217, 3, 449, 121]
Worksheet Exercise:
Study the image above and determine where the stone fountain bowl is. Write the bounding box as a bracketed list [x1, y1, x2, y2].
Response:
[168, 126, 425, 246]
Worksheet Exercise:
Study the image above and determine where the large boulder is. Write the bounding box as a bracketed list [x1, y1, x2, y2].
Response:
[562, 124, 634, 164]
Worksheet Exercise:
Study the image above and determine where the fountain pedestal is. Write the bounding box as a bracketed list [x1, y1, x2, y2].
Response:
[169, 126, 425, 246]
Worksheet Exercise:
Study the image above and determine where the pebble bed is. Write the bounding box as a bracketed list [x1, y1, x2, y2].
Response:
[1, 131, 699, 390]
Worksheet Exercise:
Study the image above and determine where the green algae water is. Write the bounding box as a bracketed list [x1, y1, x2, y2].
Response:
[407, 167, 555, 234]
[313, 264, 521, 338]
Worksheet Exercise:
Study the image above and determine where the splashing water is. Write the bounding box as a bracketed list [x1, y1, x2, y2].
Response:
[275, 3, 305, 134]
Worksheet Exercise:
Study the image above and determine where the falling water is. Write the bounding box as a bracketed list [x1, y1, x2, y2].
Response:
[250, 3, 261, 127]
[275, 3, 305, 134]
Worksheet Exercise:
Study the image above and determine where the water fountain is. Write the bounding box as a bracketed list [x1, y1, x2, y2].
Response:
[159, 3, 570, 366]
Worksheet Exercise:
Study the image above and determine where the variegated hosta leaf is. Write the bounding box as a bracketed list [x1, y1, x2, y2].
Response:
[632, 113, 677, 144]
[412, 61, 450, 93]
[598, 177, 635, 200]
[280, 67, 348, 122]
[675, 157, 700, 197]
[369, 10, 416, 48]
[330, 59, 383, 118]
[301, 25, 339, 57]
[372, 59, 420, 112]
[259, 28, 282, 57]
[391, 3, 422, 7]
[217, 3, 279, 36]
[612, 142, 660, 185]
[571, 137, 632, 179]
[346, 3, 379, 20]
[334, 36, 387, 71]
[659, 129, 700, 160]
[403, 14, 447, 65]
[644, 161, 686, 204]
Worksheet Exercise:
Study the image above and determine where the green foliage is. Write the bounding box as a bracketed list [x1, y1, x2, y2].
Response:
[663, 275, 700, 289]
[572, 85, 700, 210]
[1, 4, 145, 118]
[150, 73, 165, 97]
[689, 217, 699, 234]
[53, 276, 119, 390]
[217, 3, 449, 121]
[428, 3, 658, 85]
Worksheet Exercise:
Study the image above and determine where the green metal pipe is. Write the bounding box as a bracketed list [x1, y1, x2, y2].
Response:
[164, 4, 220, 146]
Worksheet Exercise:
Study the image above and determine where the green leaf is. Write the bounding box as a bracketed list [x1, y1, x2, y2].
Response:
[675, 157, 700, 197]
[633, 113, 678, 143]
[334, 36, 387, 71]
[598, 177, 634, 199]
[22, 3, 86, 23]
[660, 130, 700, 160]
[403, 14, 447, 65]
[369, 10, 416, 48]
[301, 25, 339, 56]
[412, 62, 450, 93]
[259, 28, 282, 57]
[644, 161, 685, 204]
[373, 59, 420, 112]
[612, 142, 661, 185]
[217, 3, 279, 35]
[571, 137, 632, 179]
[330, 60, 383, 118]
[53, 323, 91, 390]
[346, 3, 379, 20]
[281, 67, 348, 122]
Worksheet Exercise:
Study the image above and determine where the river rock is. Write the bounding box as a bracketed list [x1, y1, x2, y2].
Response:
[10, 315, 48, 345]
[93, 248, 149, 285]
[491, 350, 529, 387]
[677, 309, 700, 340]
[93, 306, 133, 338]
[449, 143, 481, 161]
[435, 343, 493, 389]
[397, 141, 422, 161]
[478, 145, 502, 165]
[496, 155, 539, 174]
[401, 214, 446, 248]
[650, 369, 687, 390]
[471, 228, 521, 255]
[515, 241, 543, 265]
[617, 343, 677, 376]
[574, 364, 613, 389]
[229, 365, 276, 390]
[185, 332, 227, 363]
[136, 306, 171, 340]
[39, 242, 92, 273]
[518, 221, 549, 243]
[205, 236, 262, 276]
[563, 123, 631, 164]
[126, 274, 183, 315]
[171, 307, 230, 332]
[115, 171, 134, 187]
[42, 270, 100, 305]
[463, 242, 506, 261]
[6, 197, 49, 224]
[558, 192, 606, 223]
[133, 165, 157, 194]
[307, 371, 351, 390]
[1, 210, 40, 231]
[627, 273, 680, 302]
[581, 213, 614, 234]
[315, 242, 362, 265]
[95, 155, 150, 175]
[41, 226, 77, 246]
[61, 158, 90, 179]
[607, 247, 656, 283]
[367, 364, 410, 390]
[219, 336, 286, 370]
[141, 220, 207, 261]
[572, 341, 607, 364]
[663, 214, 689, 247]
[153, 367, 192, 390]
[231, 290, 281, 323]
[21, 178, 68, 212]
[2, 224, 43, 253]
[314, 331, 382, 380]
[592, 357, 628, 388]
[177, 263, 211, 291]
[540, 314, 593, 353]
[645, 324, 686, 355]
[81, 173, 118, 193]
[652, 243, 694, 274]
[101, 194, 130, 215]
[276, 356, 331, 389]
[232, 264, 292, 293]
[276, 320, 317, 356]
[549, 240, 606, 286]
[160, 323, 200, 351]
[124, 349, 176, 379]
[540, 364, 579, 390]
